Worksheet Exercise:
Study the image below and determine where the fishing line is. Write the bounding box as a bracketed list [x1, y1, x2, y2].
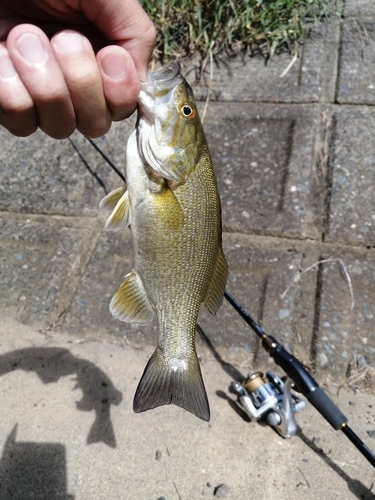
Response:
[68, 137, 108, 194]
[83, 135, 375, 468]
[85, 137, 126, 184]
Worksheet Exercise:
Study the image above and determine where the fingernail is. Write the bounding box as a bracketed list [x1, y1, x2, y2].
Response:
[0, 55, 17, 78]
[16, 33, 46, 63]
[100, 52, 126, 80]
[53, 31, 85, 54]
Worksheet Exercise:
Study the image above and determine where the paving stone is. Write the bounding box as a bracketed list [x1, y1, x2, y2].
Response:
[187, 25, 326, 103]
[0, 217, 97, 329]
[1, 319, 374, 500]
[0, 119, 133, 217]
[203, 102, 322, 240]
[314, 247, 375, 384]
[198, 233, 307, 369]
[60, 228, 308, 366]
[70, 117, 135, 189]
[61, 227, 158, 344]
[337, 20, 375, 104]
[344, 0, 375, 17]
[325, 107, 375, 246]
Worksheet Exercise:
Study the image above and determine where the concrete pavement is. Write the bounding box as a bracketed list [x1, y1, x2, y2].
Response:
[1, 2, 375, 498]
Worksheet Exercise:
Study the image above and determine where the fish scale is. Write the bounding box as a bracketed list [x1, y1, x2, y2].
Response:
[100, 61, 228, 421]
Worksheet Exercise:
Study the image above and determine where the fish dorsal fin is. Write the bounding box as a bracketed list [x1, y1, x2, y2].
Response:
[104, 190, 130, 230]
[203, 249, 228, 315]
[110, 269, 154, 324]
[99, 187, 126, 211]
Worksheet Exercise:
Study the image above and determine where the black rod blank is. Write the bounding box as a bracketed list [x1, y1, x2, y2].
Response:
[83, 135, 375, 469]
[224, 289, 375, 469]
[341, 425, 375, 468]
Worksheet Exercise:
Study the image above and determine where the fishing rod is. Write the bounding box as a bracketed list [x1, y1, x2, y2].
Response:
[224, 290, 375, 469]
[80, 136, 375, 468]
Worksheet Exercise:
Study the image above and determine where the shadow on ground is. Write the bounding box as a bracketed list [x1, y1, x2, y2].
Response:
[0, 347, 123, 448]
[298, 429, 375, 500]
[0, 424, 75, 499]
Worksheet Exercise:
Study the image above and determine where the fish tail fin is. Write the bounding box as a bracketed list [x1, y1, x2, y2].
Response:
[133, 349, 210, 421]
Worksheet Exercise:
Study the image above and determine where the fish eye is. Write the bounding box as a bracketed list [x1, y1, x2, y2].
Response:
[181, 103, 196, 119]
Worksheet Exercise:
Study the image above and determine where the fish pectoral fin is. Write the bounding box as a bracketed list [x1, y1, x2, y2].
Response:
[203, 249, 228, 315]
[104, 190, 130, 230]
[109, 270, 154, 324]
[133, 348, 210, 421]
[99, 186, 126, 211]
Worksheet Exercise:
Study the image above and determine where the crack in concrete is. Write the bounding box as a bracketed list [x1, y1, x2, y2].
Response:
[310, 258, 324, 372]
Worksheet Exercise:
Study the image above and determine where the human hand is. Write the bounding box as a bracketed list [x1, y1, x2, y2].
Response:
[0, 0, 156, 138]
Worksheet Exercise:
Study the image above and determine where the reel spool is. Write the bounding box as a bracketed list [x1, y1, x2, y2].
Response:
[231, 371, 305, 439]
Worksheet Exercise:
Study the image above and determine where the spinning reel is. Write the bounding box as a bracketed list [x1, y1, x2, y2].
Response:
[224, 290, 375, 468]
[82, 134, 375, 469]
[231, 371, 305, 439]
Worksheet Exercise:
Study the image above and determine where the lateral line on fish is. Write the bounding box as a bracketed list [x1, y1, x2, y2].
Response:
[96, 60, 228, 421]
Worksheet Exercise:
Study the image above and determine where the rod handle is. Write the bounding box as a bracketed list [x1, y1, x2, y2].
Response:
[307, 387, 347, 430]
[267, 338, 347, 429]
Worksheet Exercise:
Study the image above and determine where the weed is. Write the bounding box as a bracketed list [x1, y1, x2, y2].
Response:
[141, 0, 334, 61]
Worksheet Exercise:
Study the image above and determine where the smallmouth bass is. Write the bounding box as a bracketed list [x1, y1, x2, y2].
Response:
[100, 61, 228, 421]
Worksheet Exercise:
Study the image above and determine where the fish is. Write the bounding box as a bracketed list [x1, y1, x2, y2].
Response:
[100, 60, 228, 421]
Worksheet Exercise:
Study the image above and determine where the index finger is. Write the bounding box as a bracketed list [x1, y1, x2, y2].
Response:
[80, 0, 155, 79]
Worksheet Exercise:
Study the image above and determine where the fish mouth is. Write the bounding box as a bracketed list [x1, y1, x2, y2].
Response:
[140, 60, 182, 98]
[148, 60, 181, 83]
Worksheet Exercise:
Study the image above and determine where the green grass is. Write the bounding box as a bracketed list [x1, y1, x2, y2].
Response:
[141, 0, 333, 61]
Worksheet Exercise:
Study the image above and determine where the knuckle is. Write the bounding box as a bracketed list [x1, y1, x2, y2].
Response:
[11, 124, 38, 137]
[0, 96, 33, 117]
[2, 124, 37, 136]
[67, 68, 101, 94]
[110, 102, 137, 122]
[38, 111, 76, 139]
[35, 87, 69, 106]
[144, 23, 157, 47]
[0, 92, 37, 135]
[0, 113, 37, 136]
[78, 117, 111, 138]
[46, 125, 76, 140]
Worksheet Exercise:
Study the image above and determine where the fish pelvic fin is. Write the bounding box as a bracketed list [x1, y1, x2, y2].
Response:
[203, 249, 228, 315]
[99, 187, 126, 211]
[103, 190, 130, 230]
[133, 348, 210, 421]
[110, 270, 154, 324]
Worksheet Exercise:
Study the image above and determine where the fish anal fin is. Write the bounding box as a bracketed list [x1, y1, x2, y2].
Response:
[99, 187, 126, 211]
[109, 270, 154, 324]
[133, 348, 210, 421]
[203, 249, 228, 315]
[104, 190, 130, 230]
